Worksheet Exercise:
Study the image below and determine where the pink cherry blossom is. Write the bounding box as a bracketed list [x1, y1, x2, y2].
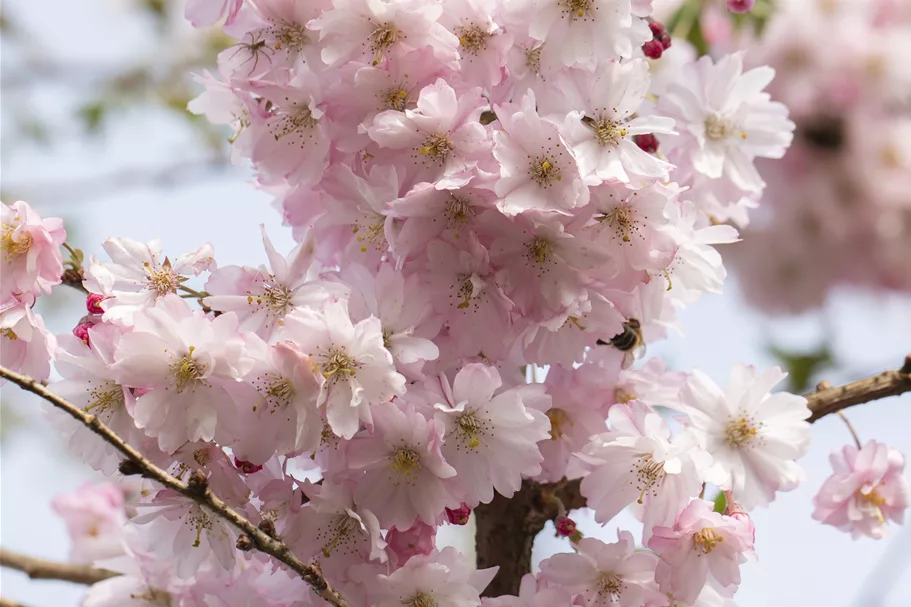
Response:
[434, 363, 551, 506]
[648, 498, 755, 604]
[347, 402, 458, 530]
[0, 293, 56, 383]
[52, 482, 126, 563]
[1, 200, 66, 300]
[375, 546, 497, 607]
[812, 440, 910, 539]
[678, 364, 811, 510]
[385, 520, 437, 566]
[185, 0, 243, 27]
[493, 91, 588, 215]
[111, 294, 254, 453]
[83, 237, 214, 325]
[280, 299, 406, 439]
[539, 531, 661, 607]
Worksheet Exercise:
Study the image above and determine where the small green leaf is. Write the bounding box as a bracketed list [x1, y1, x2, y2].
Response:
[713, 491, 727, 514]
[78, 101, 107, 134]
[768, 343, 834, 394]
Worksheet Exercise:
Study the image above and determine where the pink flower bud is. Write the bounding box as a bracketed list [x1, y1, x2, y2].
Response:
[234, 457, 263, 474]
[634, 133, 660, 153]
[726, 0, 755, 13]
[659, 32, 672, 50]
[725, 498, 756, 549]
[386, 521, 436, 566]
[555, 516, 577, 537]
[85, 293, 108, 315]
[73, 321, 93, 346]
[642, 40, 664, 60]
[445, 503, 471, 525]
[648, 19, 665, 38]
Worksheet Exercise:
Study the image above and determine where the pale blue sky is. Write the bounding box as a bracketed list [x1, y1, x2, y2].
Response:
[1, 1, 909, 605]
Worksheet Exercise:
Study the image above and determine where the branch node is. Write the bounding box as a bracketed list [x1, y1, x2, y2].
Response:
[257, 518, 277, 539]
[186, 469, 209, 496]
[235, 535, 254, 552]
[118, 459, 144, 477]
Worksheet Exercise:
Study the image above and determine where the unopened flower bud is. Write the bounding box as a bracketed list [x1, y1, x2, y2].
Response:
[445, 503, 471, 525]
[86, 293, 108, 315]
[555, 516, 577, 537]
[725, 497, 756, 549]
[642, 40, 664, 60]
[234, 457, 263, 474]
[73, 321, 93, 346]
[726, 0, 755, 13]
[659, 32, 672, 50]
[648, 19, 665, 38]
[634, 133, 660, 154]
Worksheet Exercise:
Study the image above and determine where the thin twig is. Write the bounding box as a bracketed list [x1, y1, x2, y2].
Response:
[0, 366, 351, 607]
[0, 549, 117, 585]
[835, 412, 862, 449]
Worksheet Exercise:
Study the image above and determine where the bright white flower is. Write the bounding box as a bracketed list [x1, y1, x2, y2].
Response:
[281, 300, 406, 439]
[679, 364, 811, 510]
[659, 52, 795, 192]
[434, 364, 552, 506]
[84, 237, 214, 325]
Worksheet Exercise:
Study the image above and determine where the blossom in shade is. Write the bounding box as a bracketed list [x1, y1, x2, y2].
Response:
[648, 498, 755, 604]
[375, 546, 497, 607]
[111, 294, 254, 453]
[539, 531, 660, 607]
[435, 363, 551, 506]
[678, 364, 811, 510]
[52, 482, 126, 563]
[812, 440, 910, 539]
[385, 520, 437, 567]
[1, 200, 66, 300]
[348, 402, 458, 530]
[83, 237, 214, 325]
[280, 299, 406, 439]
[446, 503, 472, 525]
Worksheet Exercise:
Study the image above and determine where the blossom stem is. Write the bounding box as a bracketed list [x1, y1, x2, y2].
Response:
[835, 411, 862, 449]
[0, 548, 118, 585]
[0, 365, 352, 607]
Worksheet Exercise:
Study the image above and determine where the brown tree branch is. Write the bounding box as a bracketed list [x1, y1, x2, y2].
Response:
[0, 366, 351, 607]
[477, 354, 911, 595]
[0, 549, 117, 585]
[0, 597, 28, 607]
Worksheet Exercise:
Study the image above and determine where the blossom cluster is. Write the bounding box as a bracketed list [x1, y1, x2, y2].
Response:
[721, 0, 911, 313]
[1, 0, 908, 606]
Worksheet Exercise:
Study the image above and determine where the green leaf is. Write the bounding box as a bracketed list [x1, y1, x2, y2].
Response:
[768, 343, 834, 394]
[713, 491, 727, 514]
[78, 101, 107, 134]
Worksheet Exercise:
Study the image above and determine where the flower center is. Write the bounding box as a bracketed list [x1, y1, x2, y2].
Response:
[187, 507, 213, 548]
[1, 222, 30, 262]
[634, 455, 666, 504]
[1, 328, 18, 341]
[417, 133, 453, 164]
[252, 373, 295, 412]
[320, 514, 359, 558]
[528, 156, 562, 187]
[379, 85, 410, 111]
[598, 204, 638, 243]
[559, 0, 595, 20]
[404, 594, 438, 607]
[128, 588, 172, 607]
[596, 573, 622, 598]
[268, 21, 310, 52]
[525, 46, 542, 73]
[525, 236, 553, 264]
[444, 195, 475, 231]
[856, 486, 887, 524]
[455, 410, 486, 449]
[353, 218, 387, 253]
[390, 447, 422, 482]
[455, 273, 476, 310]
[693, 528, 724, 554]
[83, 383, 125, 415]
[143, 261, 180, 297]
[587, 116, 627, 146]
[455, 24, 490, 55]
[272, 106, 318, 141]
[705, 114, 746, 141]
[168, 347, 207, 394]
[368, 22, 400, 65]
[614, 387, 635, 404]
[546, 408, 572, 440]
[724, 415, 759, 448]
[320, 348, 358, 382]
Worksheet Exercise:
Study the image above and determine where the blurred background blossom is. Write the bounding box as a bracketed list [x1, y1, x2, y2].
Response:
[1, 0, 909, 605]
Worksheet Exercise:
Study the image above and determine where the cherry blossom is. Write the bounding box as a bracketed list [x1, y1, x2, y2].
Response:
[0, 292, 56, 382]
[812, 440, 910, 539]
[1, 200, 66, 300]
[375, 546, 497, 607]
[678, 364, 811, 510]
[52, 482, 126, 563]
